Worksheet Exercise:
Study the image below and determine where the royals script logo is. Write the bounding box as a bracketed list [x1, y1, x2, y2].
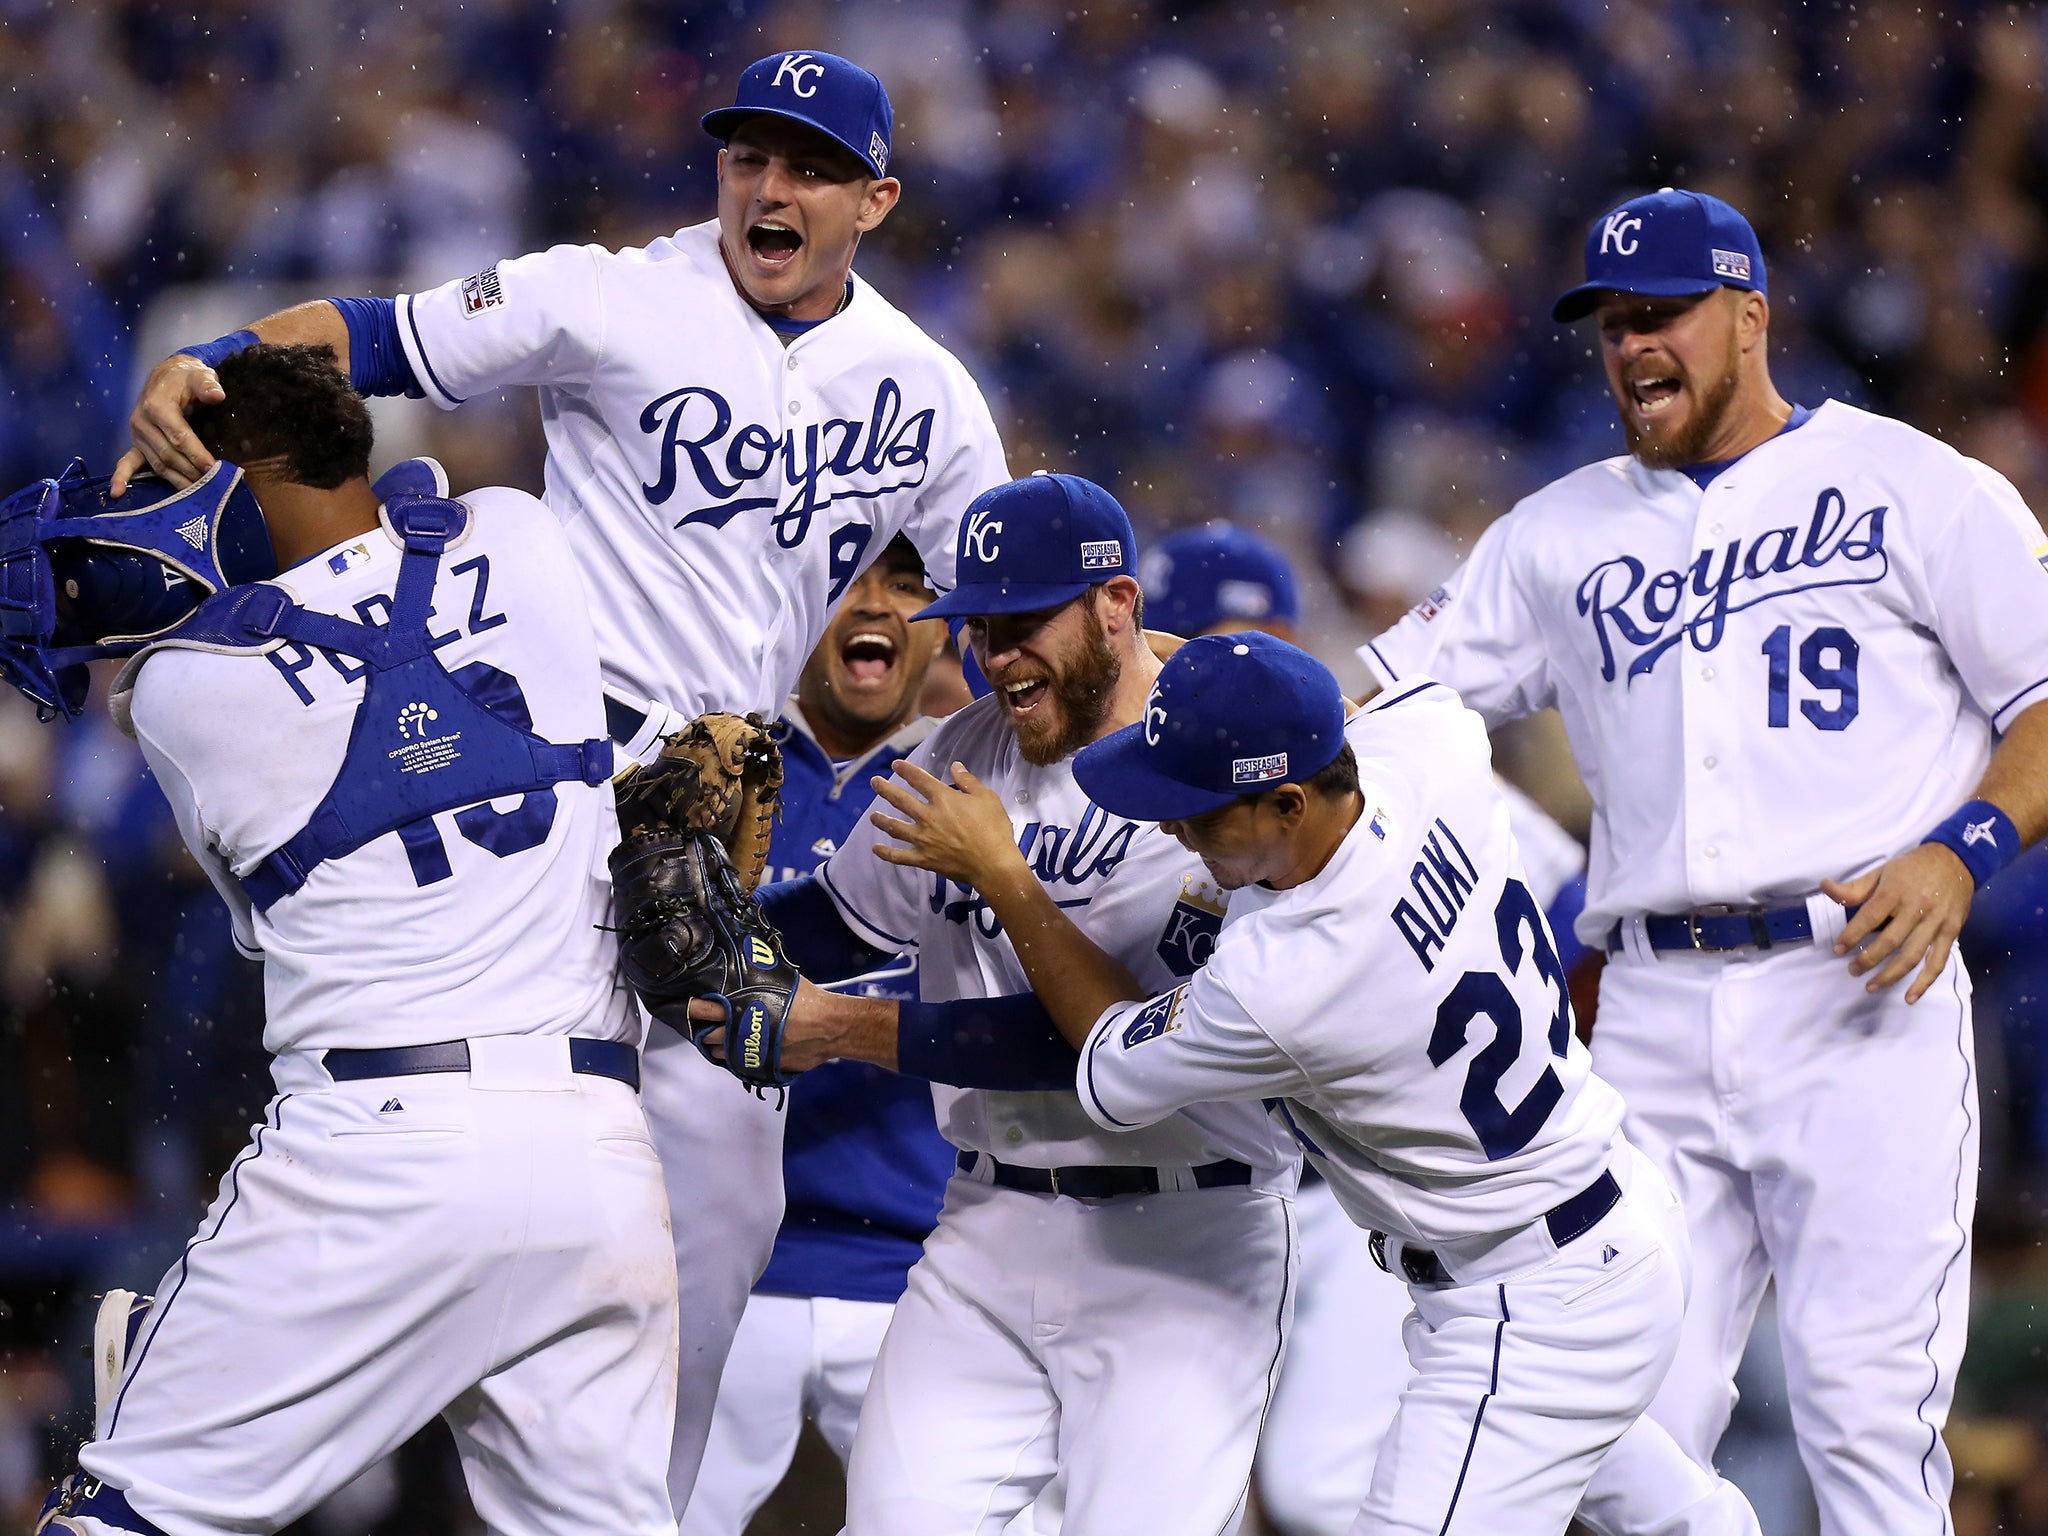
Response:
[930, 804, 1140, 938]
[1576, 486, 1888, 683]
[638, 377, 936, 549]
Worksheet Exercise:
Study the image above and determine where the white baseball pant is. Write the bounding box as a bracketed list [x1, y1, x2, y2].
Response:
[75, 1040, 678, 1536]
[1589, 940, 1976, 1536]
[680, 1292, 893, 1535]
[638, 1020, 789, 1519]
[845, 1173, 1296, 1536]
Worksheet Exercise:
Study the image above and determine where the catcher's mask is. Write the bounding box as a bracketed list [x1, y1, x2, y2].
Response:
[0, 458, 276, 719]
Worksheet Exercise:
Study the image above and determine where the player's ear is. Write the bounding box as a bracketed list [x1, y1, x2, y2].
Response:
[1096, 575, 1143, 639]
[1736, 289, 1770, 353]
[856, 177, 901, 233]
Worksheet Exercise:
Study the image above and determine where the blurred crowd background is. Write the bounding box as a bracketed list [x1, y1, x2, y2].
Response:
[3, 0, 2048, 1531]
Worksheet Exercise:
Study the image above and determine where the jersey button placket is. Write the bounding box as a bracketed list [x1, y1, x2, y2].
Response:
[1685, 491, 1737, 897]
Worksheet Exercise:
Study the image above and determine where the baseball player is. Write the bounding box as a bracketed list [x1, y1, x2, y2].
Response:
[32, 345, 676, 1536]
[111, 50, 1009, 1510]
[700, 474, 1299, 1534]
[1142, 522, 1589, 1535]
[681, 535, 956, 1534]
[869, 629, 1757, 1535]
[1362, 187, 2048, 1535]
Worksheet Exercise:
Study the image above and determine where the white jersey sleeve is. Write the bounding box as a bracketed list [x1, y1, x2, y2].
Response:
[131, 727, 261, 959]
[1918, 462, 2048, 730]
[396, 245, 605, 407]
[1363, 519, 1555, 726]
[1080, 969, 1313, 1133]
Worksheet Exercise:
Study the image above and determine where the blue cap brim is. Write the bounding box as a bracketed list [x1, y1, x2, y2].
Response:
[701, 106, 886, 178]
[913, 580, 1091, 622]
[1073, 722, 1240, 823]
[1552, 276, 1723, 323]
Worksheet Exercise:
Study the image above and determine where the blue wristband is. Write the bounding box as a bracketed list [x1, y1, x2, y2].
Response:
[1921, 799, 2019, 889]
[176, 329, 259, 370]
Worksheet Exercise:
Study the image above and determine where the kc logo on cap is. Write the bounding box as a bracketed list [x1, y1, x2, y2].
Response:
[772, 53, 827, 96]
[913, 473, 1138, 622]
[1554, 187, 1767, 323]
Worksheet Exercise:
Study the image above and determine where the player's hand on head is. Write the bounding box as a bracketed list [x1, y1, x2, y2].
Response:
[113, 353, 228, 495]
[868, 760, 1020, 886]
[1822, 843, 1974, 1004]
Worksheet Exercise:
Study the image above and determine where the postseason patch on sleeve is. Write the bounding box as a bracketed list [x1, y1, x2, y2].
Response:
[460, 264, 505, 317]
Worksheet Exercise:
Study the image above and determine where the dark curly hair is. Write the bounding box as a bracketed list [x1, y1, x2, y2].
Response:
[186, 343, 374, 489]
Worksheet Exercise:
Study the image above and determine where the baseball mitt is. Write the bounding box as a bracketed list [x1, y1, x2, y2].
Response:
[614, 711, 783, 895]
[609, 830, 800, 1095]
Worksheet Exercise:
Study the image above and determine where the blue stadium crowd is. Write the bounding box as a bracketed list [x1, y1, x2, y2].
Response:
[4, 1, 2048, 1531]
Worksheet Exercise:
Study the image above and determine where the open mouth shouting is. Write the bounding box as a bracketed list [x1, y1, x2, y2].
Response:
[1627, 370, 1683, 421]
[746, 217, 805, 273]
[997, 675, 1051, 717]
[839, 629, 899, 694]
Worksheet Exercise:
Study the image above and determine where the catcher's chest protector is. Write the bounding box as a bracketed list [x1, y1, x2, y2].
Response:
[153, 495, 613, 911]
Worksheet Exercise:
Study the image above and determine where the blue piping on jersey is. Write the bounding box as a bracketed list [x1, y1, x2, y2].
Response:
[1992, 674, 2048, 730]
[1369, 680, 1445, 713]
[1082, 1020, 1141, 1128]
[816, 858, 919, 951]
[1913, 961, 1974, 1527]
[402, 294, 466, 406]
[759, 875, 894, 984]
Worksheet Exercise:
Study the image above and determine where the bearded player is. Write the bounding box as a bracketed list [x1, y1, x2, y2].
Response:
[1364, 187, 2048, 1534]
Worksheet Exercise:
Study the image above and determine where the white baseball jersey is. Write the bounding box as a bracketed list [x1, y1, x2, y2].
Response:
[821, 691, 1297, 1178]
[1364, 400, 2048, 943]
[126, 487, 632, 1055]
[395, 222, 1009, 717]
[1079, 682, 1624, 1247]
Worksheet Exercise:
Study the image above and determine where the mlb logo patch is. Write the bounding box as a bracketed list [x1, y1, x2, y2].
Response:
[1414, 585, 1451, 623]
[1711, 248, 1751, 281]
[461, 264, 505, 316]
[328, 542, 373, 575]
[1232, 751, 1288, 785]
[1079, 539, 1123, 571]
[870, 132, 889, 175]
[1121, 986, 1188, 1048]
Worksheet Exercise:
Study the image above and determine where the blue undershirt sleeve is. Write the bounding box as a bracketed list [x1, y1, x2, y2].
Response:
[758, 875, 897, 984]
[328, 296, 425, 399]
[898, 994, 1080, 1091]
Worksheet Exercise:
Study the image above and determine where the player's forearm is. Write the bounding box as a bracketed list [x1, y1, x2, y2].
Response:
[240, 301, 353, 369]
[791, 988, 901, 1070]
[971, 859, 1147, 1049]
[1976, 699, 2048, 846]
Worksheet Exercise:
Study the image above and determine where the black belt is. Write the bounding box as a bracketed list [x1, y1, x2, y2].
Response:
[1371, 1169, 1621, 1287]
[603, 696, 649, 745]
[958, 1149, 1252, 1200]
[1605, 902, 1817, 955]
[322, 1038, 640, 1091]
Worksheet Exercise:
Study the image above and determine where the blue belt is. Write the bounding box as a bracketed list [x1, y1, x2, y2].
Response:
[1605, 902, 1816, 955]
[322, 1037, 640, 1091]
[958, 1149, 1253, 1200]
[1371, 1169, 1621, 1287]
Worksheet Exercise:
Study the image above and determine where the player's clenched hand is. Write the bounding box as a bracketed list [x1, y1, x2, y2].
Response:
[868, 760, 1021, 888]
[686, 979, 890, 1073]
[1822, 844, 1974, 1004]
[111, 354, 228, 496]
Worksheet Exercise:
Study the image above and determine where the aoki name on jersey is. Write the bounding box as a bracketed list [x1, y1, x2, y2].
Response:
[639, 377, 933, 546]
[1575, 486, 1887, 683]
[928, 807, 1138, 937]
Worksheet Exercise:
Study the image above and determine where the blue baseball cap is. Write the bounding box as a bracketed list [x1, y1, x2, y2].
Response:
[916, 474, 1136, 621]
[1552, 188, 1766, 323]
[1139, 524, 1300, 637]
[1074, 632, 1347, 822]
[702, 51, 894, 179]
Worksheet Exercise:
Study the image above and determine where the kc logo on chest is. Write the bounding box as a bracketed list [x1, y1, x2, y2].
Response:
[1576, 486, 1889, 683]
[638, 377, 936, 549]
